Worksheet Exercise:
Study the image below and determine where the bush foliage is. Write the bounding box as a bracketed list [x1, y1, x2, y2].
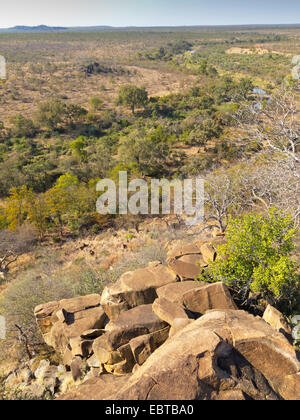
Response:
[199, 210, 300, 314]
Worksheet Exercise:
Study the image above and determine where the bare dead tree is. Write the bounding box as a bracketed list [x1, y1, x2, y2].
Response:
[15, 324, 33, 360]
[203, 170, 242, 233]
[233, 85, 300, 172]
[240, 162, 300, 227]
[0, 227, 37, 279]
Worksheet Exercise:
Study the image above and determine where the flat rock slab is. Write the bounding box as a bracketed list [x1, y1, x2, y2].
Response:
[182, 282, 237, 314]
[156, 281, 206, 303]
[107, 304, 168, 350]
[152, 297, 189, 326]
[166, 240, 221, 280]
[57, 375, 131, 400]
[34, 294, 107, 355]
[100, 262, 178, 321]
[167, 258, 205, 280]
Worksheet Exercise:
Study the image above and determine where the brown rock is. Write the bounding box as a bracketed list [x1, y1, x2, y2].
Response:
[129, 327, 170, 366]
[166, 241, 215, 280]
[169, 318, 192, 337]
[105, 344, 135, 375]
[63, 347, 73, 368]
[69, 337, 93, 358]
[57, 375, 131, 400]
[182, 282, 237, 314]
[167, 258, 204, 280]
[156, 281, 206, 303]
[263, 305, 292, 338]
[59, 309, 300, 400]
[114, 310, 299, 400]
[166, 242, 203, 261]
[86, 354, 100, 369]
[70, 357, 85, 382]
[152, 297, 189, 326]
[34, 301, 60, 334]
[106, 304, 168, 351]
[34, 294, 107, 354]
[276, 373, 300, 400]
[200, 243, 216, 264]
[100, 262, 178, 321]
[93, 335, 123, 365]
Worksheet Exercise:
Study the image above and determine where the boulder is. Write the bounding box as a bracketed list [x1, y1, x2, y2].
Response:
[86, 354, 101, 369]
[34, 294, 107, 354]
[70, 357, 86, 382]
[129, 327, 170, 366]
[58, 309, 300, 400]
[182, 282, 237, 314]
[277, 373, 300, 400]
[110, 310, 300, 400]
[200, 243, 216, 264]
[106, 304, 168, 351]
[57, 375, 131, 401]
[152, 297, 189, 327]
[92, 305, 169, 374]
[156, 281, 206, 303]
[100, 262, 178, 321]
[166, 239, 225, 280]
[263, 305, 292, 338]
[166, 241, 207, 280]
[69, 337, 94, 358]
[167, 258, 204, 280]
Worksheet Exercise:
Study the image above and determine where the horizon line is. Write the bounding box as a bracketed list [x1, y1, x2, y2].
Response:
[1, 22, 300, 30]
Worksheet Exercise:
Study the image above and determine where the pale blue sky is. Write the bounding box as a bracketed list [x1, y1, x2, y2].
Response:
[0, 0, 300, 28]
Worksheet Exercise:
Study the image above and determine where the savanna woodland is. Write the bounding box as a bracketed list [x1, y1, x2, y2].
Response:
[0, 24, 300, 400]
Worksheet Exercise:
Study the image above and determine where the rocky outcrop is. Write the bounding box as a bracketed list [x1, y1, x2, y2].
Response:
[182, 282, 237, 314]
[93, 304, 169, 374]
[100, 262, 178, 321]
[31, 246, 300, 401]
[59, 309, 300, 400]
[166, 239, 222, 280]
[34, 295, 107, 354]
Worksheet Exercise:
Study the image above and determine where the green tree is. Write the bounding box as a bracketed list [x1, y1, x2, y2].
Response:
[9, 114, 37, 138]
[117, 85, 148, 114]
[4, 186, 33, 231]
[200, 210, 299, 313]
[69, 136, 87, 161]
[35, 100, 66, 131]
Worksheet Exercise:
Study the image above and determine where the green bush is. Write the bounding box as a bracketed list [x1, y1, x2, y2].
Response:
[89, 97, 103, 111]
[199, 210, 300, 314]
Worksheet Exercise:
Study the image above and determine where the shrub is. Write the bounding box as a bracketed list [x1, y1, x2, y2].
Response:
[199, 210, 300, 314]
[0, 265, 75, 353]
[9, 114, 37, 138]
[89, 97, 103, 111]
[116, 85, 148, 114]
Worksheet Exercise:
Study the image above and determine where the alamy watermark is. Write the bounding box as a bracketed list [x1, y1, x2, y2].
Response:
[0, 316, 5, 340]
[0, 55, 6, 80]
[96, 172, 204, 227]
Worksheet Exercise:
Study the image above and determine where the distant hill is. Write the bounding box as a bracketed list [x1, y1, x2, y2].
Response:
[0, 25, 114, 33]
[5, 25, 68, 32]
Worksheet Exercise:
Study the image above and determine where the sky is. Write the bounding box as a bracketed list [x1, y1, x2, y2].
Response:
[0, 0, 300, 28]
